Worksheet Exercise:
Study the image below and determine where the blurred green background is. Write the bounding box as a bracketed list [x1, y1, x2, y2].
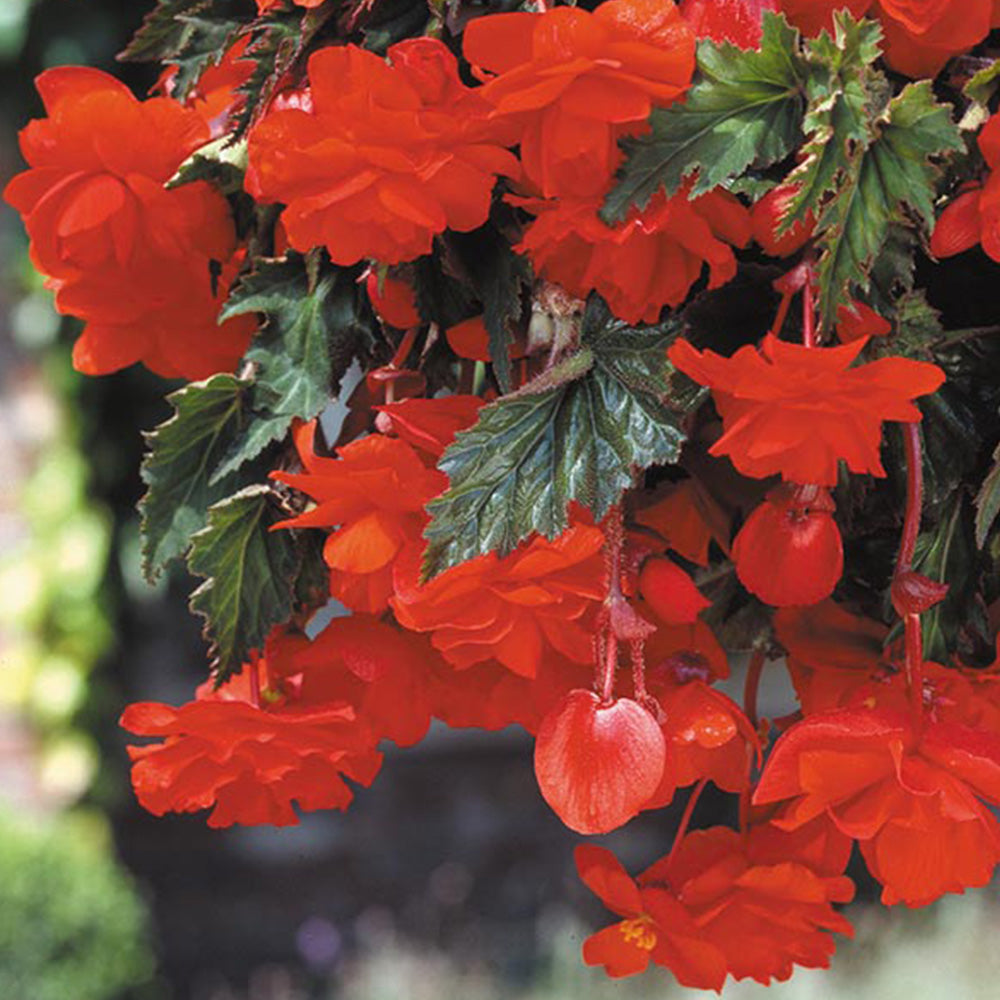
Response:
[3, 2, 1000, 998]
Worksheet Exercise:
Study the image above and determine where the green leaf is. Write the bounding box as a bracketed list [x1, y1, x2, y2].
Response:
[963, 57, 1000, 109]
[447, 222, 531, 394]
[167, 135, 248, 194]
[975, 442, 1000, 548]
[421, 300, 700, 577]
[139, 374, 253, 580]
[217, 253, 376, 479]
[119, 0, 216, 62]
[603, 12, 806, 222]
[813, 81, 962, 325]
[781, 13, 885, 230]
[188, 485, 300, 677]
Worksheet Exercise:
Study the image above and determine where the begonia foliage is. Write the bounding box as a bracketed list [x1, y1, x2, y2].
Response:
[12, 0, 1000, 988]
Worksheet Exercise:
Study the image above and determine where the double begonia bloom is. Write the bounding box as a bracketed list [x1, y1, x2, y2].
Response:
[391, 522, 605, 677]
[931, 113, 1000, 263]
[755, 709, 1000, 905]
[246, 39, 520, 265]
[463, 0, 695, 198]
[4, 67, 255, 379]
[679, 0, 777, 48]
[120, 638, 383, 828]
[778, 0, 998, 78]
[576, 821, 853, 989]
[668, 333, 945, 485]
[272, 421, 448, 614]
[516, 187, 751, 324]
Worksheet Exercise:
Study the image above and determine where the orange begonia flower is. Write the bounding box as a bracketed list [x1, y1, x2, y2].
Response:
[668, 333, 945, 485]
[680, 0, 777, 49]
[463, 0, 695, 198]
[638, 556, 711, 626]
[634, 479, 731, 567]
[516, 187, 751, 324]
[576, 820, 853, 988]
[272, 421, 448, 614]
[4, 67, 255, 379]
[755, 709, 1000, 905]
[391, 523, 605, 677]
[375, 394, 484, 459]
[120, 631, 382, 828]
[246, 38, 519, 265]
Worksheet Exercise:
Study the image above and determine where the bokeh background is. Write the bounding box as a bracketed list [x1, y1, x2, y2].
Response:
[2, 2, 1000, 997]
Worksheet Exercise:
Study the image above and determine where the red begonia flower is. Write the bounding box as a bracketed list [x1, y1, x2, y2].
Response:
[287, 615, 437, 748]
[668, 333, 945, 485]
[575, 843, 728, 987]
[755, 708, 1000, 905]
[444, 315, 529, 362]
[638, 556, 711, 625]
[751, 184, 815, 257]
[634, 479, 731, 566]
[271, 421, 447, 613]
[366, 272, 421, 329]
[257, 0, 324, 10]
[644, 615, 731, 681]
[4, 67, 254, 379]
[732, 484, 844, 607]
[680, 0, 777, 47]
[246, 39, 519, 265]
[774, 599, 889, 713]
[516, 187, 751, 324]
[121, 633, 382, 828]
[391, 522, 605, 677]
[932, 115, 1000, 262]
[576, 819, 853, 988]
[778, 0, 996, 77]
[642, 664, 760, 808]
[464, 0, 695, 198]
[535, 689, 666, 834]
[375, 394, 484, 459]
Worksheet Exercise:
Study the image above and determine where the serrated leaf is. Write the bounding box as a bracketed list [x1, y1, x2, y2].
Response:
[422, 301, 700, 577]
[975, 442, 1000, 548]
[603, 12, 806, 222]
[217, 253, 376, 479]
[188, 485, 300, 677]
[139, 374, 252, 580]
[963, 58, 1000, 109]
[168, 135, 248, 193]
[119, 0, 216, 62]
[781, 13, 885, 230]
[813, 81, 962, 325]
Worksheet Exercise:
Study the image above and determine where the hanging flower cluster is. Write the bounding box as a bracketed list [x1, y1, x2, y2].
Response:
[10, 0, 1000, 989]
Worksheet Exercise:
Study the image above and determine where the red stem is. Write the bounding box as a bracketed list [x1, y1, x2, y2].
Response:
[896, 423, 923, 575]
[667, 779, 709, 867]
[802, 277, 816, 348]
[390, 326, 419, 370]
[904, 613, 925, 730]
[768, 288, 794, 339]
[249, 655, 261, 709]
[631, 638, 648, 705]
[743, 646, 766, 731]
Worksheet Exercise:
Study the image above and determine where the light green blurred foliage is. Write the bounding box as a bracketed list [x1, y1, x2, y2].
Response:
[0, 810, 156, 1000]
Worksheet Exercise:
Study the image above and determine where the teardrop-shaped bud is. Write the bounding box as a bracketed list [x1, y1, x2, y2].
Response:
[733, 485, 843, 607]
[534, 689, 665, 835]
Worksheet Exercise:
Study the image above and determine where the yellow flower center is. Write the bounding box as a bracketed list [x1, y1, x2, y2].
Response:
[619, 917, 657, 951]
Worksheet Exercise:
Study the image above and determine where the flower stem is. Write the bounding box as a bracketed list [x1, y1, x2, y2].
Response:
[743, 645, 766, 731]
[668, 779, 709, 867]
[768, 288, 794, 339]
[802, 276, 816, 348]
[896, 422, 923, 575]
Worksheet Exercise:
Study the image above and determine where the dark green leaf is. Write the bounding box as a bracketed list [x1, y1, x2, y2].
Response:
[217, 253, 376, 479]
[813, 81, 962, 325]
[975, 441, 1000, 548]
[422, 301, 700, 577]
[603, 12, 806, 222]
[188, 485, 300, 677]
[119, 0, 216, 62]
[447, 223, 531, 393]
[781, 13, 885, 229]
